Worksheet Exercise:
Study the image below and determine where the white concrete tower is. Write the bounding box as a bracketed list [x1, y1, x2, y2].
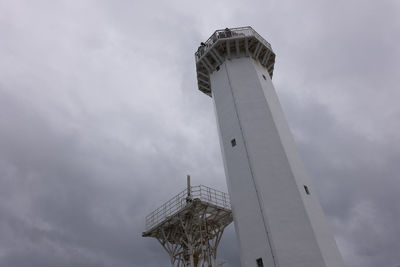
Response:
[195, 27, 345, 267]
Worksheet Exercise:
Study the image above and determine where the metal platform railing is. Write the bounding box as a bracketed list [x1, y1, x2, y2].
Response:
[145, 185, 231, 230]
[195, 26, 272, 61]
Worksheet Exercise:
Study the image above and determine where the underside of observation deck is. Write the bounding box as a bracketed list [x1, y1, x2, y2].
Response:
[195, 26, 276, 96]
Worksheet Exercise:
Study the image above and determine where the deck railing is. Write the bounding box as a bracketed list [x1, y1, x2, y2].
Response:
[195, 26, 272, 61]
[145, 185, 231, 230]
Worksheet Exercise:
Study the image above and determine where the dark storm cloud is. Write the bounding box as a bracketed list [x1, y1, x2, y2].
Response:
[279, 92, 400, 266]
[0, 89, 170, 266]
[0, 0, 399, 267]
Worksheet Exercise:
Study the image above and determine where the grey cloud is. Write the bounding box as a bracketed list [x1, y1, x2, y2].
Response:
[0, 0, 399, 267]
[280, 91, 400, 267]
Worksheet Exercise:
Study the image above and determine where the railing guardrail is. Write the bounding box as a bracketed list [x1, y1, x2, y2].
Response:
[195, 26, 272, 61]
[145, 185, 231, 230]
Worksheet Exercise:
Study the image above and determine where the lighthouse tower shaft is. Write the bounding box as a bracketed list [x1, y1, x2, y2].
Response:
[195, 27, 344, 267]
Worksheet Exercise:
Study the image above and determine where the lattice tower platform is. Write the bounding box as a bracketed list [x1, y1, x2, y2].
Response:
[142, 177, 232, 267]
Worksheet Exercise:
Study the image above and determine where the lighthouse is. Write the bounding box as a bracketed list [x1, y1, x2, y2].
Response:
[195, 27, 345, 267]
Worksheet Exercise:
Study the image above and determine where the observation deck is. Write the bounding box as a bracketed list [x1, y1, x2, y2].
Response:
[195, 26, 276, 96]
[143, 185, 231, 232]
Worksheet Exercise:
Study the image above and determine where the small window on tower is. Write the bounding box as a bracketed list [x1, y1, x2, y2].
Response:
[256, 258, 264, 267]
[216, 66, 220, 71]
[304, 185, 310, 195]
[231, 138, 236, 147]
[262, 74, 266, 80]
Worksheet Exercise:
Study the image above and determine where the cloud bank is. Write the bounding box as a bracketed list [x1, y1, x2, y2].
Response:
[0, 0, 399, 266]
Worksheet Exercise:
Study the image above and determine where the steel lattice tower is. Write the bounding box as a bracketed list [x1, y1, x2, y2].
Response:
[143, 176, 233, 266]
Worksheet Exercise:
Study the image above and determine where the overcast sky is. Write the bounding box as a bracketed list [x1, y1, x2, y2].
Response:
[1, 0, 400, 266]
